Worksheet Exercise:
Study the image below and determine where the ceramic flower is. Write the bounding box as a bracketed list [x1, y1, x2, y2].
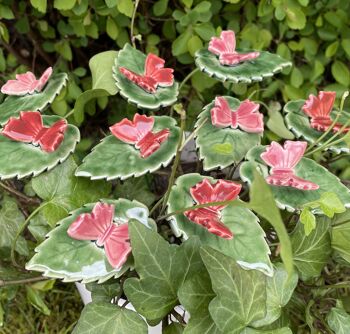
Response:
[1, 67, 52, 96]
[208, 30, 260, 66]
[260, 140, 319, 190]
[302, 91, 349, 133]
[119, 53, 174, 93]
[1, 111, 67, 153]
[67, 202, 131, 269]
[184, 179, 242, 239]
[109, 113, 170, 158]
[210, 96, 264, 133]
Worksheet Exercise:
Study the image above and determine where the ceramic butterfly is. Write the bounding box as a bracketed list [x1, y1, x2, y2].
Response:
[67, 202, 131, 269]
[1, 67, 52, 96]
[208, 30, 260, 66]
[119, 53, 174, 93]
[302, 91, 349, 133]
[210, 96, 264, 133]
[184, 179, 242, 239]
[260, 140, 319, 190]
[110, 114, 170, 158]
[1, 111, 67, 153]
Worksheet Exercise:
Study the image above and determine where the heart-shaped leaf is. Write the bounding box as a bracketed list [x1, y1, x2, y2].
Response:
[167, 173, 273, 276]
[0, 73, 68, 125]
[195, 48, 291, 83]
[26, 199, 154, 283]
[327, 300, 350, 334]
[113, 44, 179, 110]
[0, 115, 79, 180]
[195, 96, 261, 170]
[75, 116, 180, 180]
[284, 100, 350, 153]
[240, 145, 350, 211]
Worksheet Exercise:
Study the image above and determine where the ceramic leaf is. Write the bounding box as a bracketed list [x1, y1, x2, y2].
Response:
[167, 173, 273, 276]
[284, 100, 350, 153]
[113, 44, 178, 110]
[195, 96, 262, 170]
[0, 115, 79, 179]
[75, 116, 180, 180]
[0, 73, 68, 125]
[26, 199, 155, 283]
[195, 48, 291, 84]
[240, 145, 350, 211]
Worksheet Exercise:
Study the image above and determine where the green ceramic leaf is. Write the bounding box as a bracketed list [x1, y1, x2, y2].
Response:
[284, 100, 350, 153]
[0, 73, 68, 125]
[167, 173, 273, 276]
[240, 145, 350, 211]
[0, 116, 79, 180]
[327, 301, 350, 334]
[195, 96, 261, 170]
[72, 302, 147, 334]
[201, 246, 266, 334]
[26, 199, 155, 283]
[76, 116, 180, 180]
[113, 44, 179, 110]
[195, 48, 291, 83]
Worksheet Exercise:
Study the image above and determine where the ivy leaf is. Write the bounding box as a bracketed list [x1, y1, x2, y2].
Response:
[117, 0, 134, 18]
[300, 207, 316, 236]
[164, 323, 184, 334]
[266, 108, 295, 140]
[331, 210, 350, 263]
[201, 246, 266, 334]
[30, 0, 47, 13]
[25, 286, 50, 315]
[291, 218, 331, 281]
[85, 281, 121, 303]
[327, 300, 350, 334]
[0, 195, 28, 256]
[318, 192, 346, 218]
[72, 302, 147, 334]
[54, 0, 76, 10]
[241, 328, 292, 334]
[178, 269, 221, 334]
[124, 222, 202, 321]
[332, 61, 350, 87]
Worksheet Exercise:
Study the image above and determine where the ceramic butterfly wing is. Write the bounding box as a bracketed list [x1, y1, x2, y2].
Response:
[136, 128, 170, 158]
[37, 119, 67, 153]
[235, 100, 264, 133]
[211, 97, 233, 127]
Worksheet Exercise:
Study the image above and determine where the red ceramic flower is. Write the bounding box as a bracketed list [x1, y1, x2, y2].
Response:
[210, 96, 264, 133]
[184, 179, 242, 239]
[208, 30, 260, 66]
[260, 140, 319, 190]
[302, 91, 349, 133]
[1, 67, 52, 96]
[67, 202, 131, 269]
[110, 114, 170, 158]
[1, 111, 67, 153]
[119, 53, 174, 93]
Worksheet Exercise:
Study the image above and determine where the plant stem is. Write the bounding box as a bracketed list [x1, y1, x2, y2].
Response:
[64, 109, 75, 119]
[11, 202, 49, 267]
[130, 0, 140, 48]
[160, 105, 186, 213]
[149, 197, 164, 216]
[0, 276, 47, 287]
[226, 82, 233, 95]
[179, 117, 208, 151]
[0, 181, 40, 205]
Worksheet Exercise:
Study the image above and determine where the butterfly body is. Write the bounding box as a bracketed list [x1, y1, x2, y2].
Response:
[119, 53, 174, 93]
[1, 67, 52, 96]
[210, 96, 264, 133]
[1, 111, 67, 152]
[208, 30, 260, 66]
[67, 203, 131, 269]
[261, 141, 319, 190]
[110, 114, 170, 158]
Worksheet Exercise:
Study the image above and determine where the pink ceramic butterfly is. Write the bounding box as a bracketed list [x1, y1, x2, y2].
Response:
[210, 96, 264, 133]
[1, 111, 67, 153]
[184, 179, 242, 239]
[260, 140, 319, 190]
[119, 53, 174, 93]
[67, 202, 131, 269]
[110, 114, 170, 158]
[1, 67, 52, 96]
[302, 91, 349, 133]
[208, 30, 260, 66]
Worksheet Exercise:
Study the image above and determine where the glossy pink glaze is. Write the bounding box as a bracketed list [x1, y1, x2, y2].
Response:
[260, 141, 319, 190]
[119, 53, 174, 93]
[210, 96, 264, 133]
[184, 179, 242, 239]
[109, 114, 170, 158]
[67, 202, 131, 269]
[208, 30, 260, 66]
[302, 91, 349, 133]
[1, 67, 52, 96]
[1, 111, 67, 152]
